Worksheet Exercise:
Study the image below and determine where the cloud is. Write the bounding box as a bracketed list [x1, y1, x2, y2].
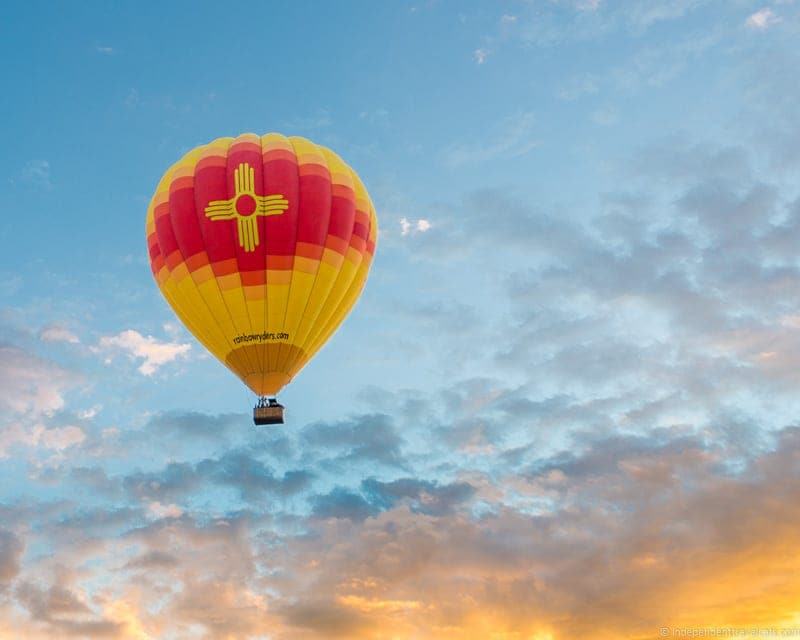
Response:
[591, 105, 619, 126]
[387, 300, 480, 337]
[263, 425, 800, 639]
[361, 477, 475, 516]
[196, 450, 314, 501]
[310, 478, 475, 522]
[746, 8, 780, 30]
[631, 138, 751, 184]
[0, 344, 76, 416]
[399, 217, 432, 236]
[444, 111, 538, 167]
[77, 405, 101, 420]
[95, 46, 114, 54]
[311, 487, 377, 522]
[624, 0, 708, 32]
[123, 88, 139, 107]
[407, 187, 569, 261]
[17, 160, 52, 190]
[95, 330, 190, 375]
[0, 529, 23, 586]
[15, 581, 123, 637]
[68, 466, 119, 497]
[39, 325, 80, 344]
[611, 28, 723, 91]
[501, 0, 714, 49]
[123, 550, 178, 570]
[7, 412, 800, 638]
[168, 579, 271, 639]
[123, 462, 202, 502]
[144, 410, 246, 441]
[473, 48, 489, 64]
[146, 502, 183, 520]
[741, 44, 800, 170]
[38, 425, 86, 451]
[557, 73, 599, 100]
[400, 131, 800, 450]
[123, 450, 312, 504]
[302, 414, 406, 467]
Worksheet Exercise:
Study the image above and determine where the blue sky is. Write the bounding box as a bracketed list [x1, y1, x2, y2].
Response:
[2, 1, 800, 638]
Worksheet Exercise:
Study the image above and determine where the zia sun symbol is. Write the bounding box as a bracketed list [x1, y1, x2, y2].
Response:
[204, 162, 289, 252]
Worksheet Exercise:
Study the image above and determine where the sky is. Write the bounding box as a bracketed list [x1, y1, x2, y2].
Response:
[1, 0, 800, 638]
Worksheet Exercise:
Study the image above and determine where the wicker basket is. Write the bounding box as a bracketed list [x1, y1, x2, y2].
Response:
[254, 400, 284, 425]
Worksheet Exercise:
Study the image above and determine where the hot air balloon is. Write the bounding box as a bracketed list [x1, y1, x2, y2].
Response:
[145, 133, 378, 425]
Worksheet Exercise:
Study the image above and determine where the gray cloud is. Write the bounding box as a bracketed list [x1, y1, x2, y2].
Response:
[311, 488, 378, 522]
[123, 462, 200, 502]
[16, 581, 121, 637]
[124, 450, 313, 505]
[361, 477, 475, 516]
[310, 477, 475, 522]
[145, 410, 247, 441]
[197, 451, 314, 501]
[0, 344, 77, 417]
[302, 414, 405, 468]
[0, 529, 23, 587]
[123, 549, 178, 569]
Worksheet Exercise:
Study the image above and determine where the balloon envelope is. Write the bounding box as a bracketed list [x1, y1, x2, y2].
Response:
[145, 133, 378, 396]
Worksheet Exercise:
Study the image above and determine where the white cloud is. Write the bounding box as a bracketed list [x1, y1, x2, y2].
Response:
[39, 325, 79, 344]
[557, 73, 600, 101]
[591, 105, 620, 126]
[18, 160, 52, 190]
[0, 346, 85, 459]
[124, 88, 139, 107]
[577, 0, 602, 10]
[0, 346, 74, 416]
[96, 330, 191, 376]
[147, 502, 184, 520]
[0, 423, 39, 458]
[96, 46, 114, 55]
[38, 425, 86, 451]
[400, 218, 433, 236]
[0, 423, 85, 459]
[444, 111, 539, 167]
[746, 8, 780, 29]
[626, 0, 708, 32]
[77, 405, 101, 420]
[780, 315, 800, 329]
[500, 14, 517, 24]
[162, 322, 183, 339]
[473, 48, 489, 64]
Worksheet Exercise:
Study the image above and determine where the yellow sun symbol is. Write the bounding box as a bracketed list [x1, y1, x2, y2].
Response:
[204, 162, 289, 252]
